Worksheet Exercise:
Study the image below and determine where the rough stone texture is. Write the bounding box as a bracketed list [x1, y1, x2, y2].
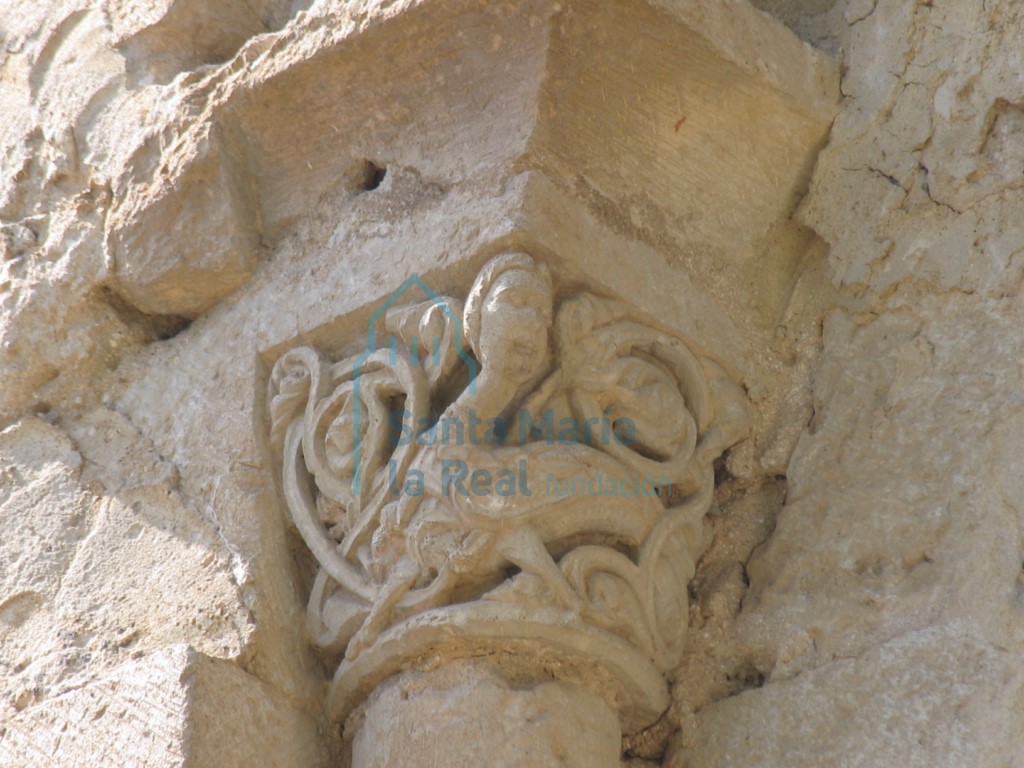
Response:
[666, 0, 1024, 765]
[671, 626, 1024, 767]
[5, 0, 1023, 765]
[3, 1, 836, 759]
[350, 660, 622, 768]
[0, 0, 310, 423]
[0, 645, 327, 768]
[0, 416, 253, 725]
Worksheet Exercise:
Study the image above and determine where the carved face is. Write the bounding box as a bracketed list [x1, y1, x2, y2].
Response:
[477, 269, 554, 383]
[324, 394, 368, 477]
[599, 357, 691, 460]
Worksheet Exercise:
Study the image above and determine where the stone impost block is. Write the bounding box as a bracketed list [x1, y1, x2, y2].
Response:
[104, 0, 837, 319]
[106, 123, 260, 318]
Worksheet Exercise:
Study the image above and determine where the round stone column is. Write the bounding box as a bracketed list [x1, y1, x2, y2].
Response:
[348, 660, 621, 768]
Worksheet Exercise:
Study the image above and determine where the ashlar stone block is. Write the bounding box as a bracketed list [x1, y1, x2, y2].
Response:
[104, 0, 837, 319]
[0, 645, 326, 768]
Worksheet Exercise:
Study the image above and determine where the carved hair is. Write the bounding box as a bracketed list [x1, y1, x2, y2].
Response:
[462, 251, 553, 357]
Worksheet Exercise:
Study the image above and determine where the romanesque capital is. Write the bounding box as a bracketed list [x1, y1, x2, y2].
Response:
[267, 252, 750, 732]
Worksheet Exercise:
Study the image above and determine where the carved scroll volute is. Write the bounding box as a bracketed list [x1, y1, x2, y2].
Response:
[267, 252, 750, 729]
[547, 293, 750, 672]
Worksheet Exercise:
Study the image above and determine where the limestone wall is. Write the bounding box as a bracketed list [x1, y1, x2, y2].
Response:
[1, 0, 1022, 766]
[673, 1, 1024, 764]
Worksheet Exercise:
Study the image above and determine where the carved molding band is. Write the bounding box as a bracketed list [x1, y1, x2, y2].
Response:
[267, 252, 750, 731]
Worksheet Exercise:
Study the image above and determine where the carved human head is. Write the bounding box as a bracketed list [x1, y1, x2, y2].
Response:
[597, 357, 691, 460]
[463, 252, 554, 383]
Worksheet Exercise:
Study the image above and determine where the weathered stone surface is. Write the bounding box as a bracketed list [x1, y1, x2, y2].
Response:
[0, 415, 254, 725]
[533, 0, 838, 259]
[734, 0, 1024, 675]
[0, 645, 327, 768]
[350, 660, 622, 768]
[2, 0, 837, 761]
[97, 0, 835, 318]
[106, 123, 261, 317]
[668, 627, 1024, 767]
[666, 0, 1024, 765]
[266, 241, 751, 732]
[0, 0, 306, 421]
[740, 297, 1024, 675]
[16, 0, 1024, 765]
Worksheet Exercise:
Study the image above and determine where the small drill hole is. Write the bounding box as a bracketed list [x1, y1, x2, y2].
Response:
[359, 161, 386, 192]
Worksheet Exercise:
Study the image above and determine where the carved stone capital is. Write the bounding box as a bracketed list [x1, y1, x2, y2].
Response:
[268, 252, 750, 733]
